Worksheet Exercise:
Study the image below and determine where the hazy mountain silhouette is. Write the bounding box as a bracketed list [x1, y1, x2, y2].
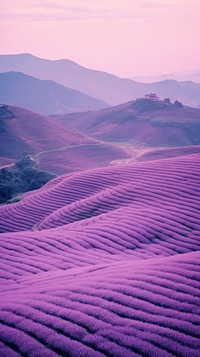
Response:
[57, 99, 200, 147]
[0, 71, 108, 115]
[0, 53, 200, 107]
[131, 70, 200, 83]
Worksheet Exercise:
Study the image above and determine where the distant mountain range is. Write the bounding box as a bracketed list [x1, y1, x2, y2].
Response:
[131, 70, 200, 83]
[0, 72, 108, 115]
[57, 98, 200, 147]
[0, 54, 200, 108]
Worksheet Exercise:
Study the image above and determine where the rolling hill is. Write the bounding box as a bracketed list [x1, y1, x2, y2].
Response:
[0, 151, 199, 356]
[0, 105, 129, 174]
[0, 53, 200, 107]
[0, 65, 200, 355]
[0, 71, 108, 115]
[57, 98, 200, 147]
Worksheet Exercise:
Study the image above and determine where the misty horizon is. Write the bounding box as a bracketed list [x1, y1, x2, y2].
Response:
[1, 0, 200, 77]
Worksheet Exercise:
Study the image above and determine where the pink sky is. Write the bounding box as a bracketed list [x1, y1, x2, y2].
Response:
[1, 0, 200, 77]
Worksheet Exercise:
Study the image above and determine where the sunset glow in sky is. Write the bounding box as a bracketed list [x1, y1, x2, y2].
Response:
[1, 0, 200, 77]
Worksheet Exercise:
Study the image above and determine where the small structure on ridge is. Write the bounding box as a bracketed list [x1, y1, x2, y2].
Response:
[144, 93, 160, 101]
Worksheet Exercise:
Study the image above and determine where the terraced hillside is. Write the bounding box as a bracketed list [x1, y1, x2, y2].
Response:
[0, 152, 200, 356]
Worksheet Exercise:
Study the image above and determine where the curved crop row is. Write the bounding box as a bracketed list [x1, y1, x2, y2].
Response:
[0, 152, 200, 356]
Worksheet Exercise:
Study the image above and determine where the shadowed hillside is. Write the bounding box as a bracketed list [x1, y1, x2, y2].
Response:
[0, 105, 92, 158]
[0, 105, 129, 175]
[0, 156, 56, 204]
[0, 152, 199, 356]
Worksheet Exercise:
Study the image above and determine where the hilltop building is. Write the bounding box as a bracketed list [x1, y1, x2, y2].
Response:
[144, 93, 160, 101]
[136, 93, 160, 102]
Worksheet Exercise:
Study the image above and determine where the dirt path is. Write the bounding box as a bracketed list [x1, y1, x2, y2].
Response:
[110, 143, 152, 165]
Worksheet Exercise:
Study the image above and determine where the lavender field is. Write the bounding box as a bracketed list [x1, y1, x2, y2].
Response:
[1, 0, 200, 355]
[0, 151, 200, 356]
